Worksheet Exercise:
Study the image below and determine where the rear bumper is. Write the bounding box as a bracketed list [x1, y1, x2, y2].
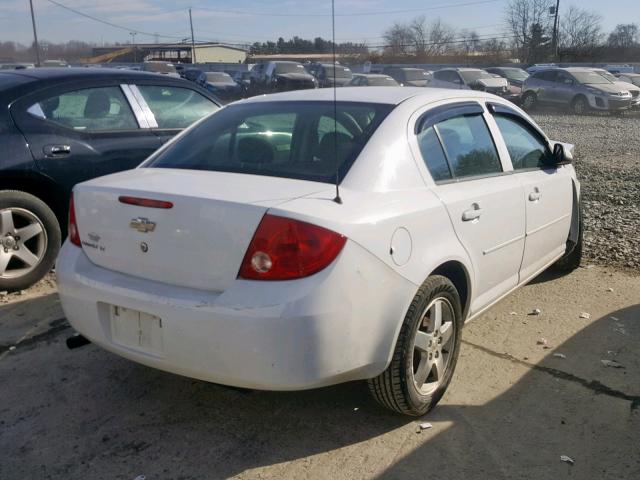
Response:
[56, 240, 416, 391]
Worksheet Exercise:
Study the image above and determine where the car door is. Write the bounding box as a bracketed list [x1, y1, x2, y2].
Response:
[550, 71, 577, 105]
[487, 104, 573, 281]
[130, 83, 220, 144]
[414, 102, 526, 314]
[534, 71, 557, 104]
[11, 82, 163, 194]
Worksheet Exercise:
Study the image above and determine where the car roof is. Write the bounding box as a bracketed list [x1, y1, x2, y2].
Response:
[353, 73, 391, 78]
[237, 86, 491, 106]
[2, 67, 176, 82]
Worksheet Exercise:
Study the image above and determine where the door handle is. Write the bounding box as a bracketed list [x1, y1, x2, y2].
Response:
[462, 203, 482, 222]
[44, 145, 71, 157]
[529, 187, 541, 202]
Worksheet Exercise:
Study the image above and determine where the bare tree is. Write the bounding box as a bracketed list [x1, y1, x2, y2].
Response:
[383, 22, 414, 56]
[505, 0, 553, 62]
[426, 18, 457, 56]
[559, 6, 602, 54]
[607, 23, 639, 48]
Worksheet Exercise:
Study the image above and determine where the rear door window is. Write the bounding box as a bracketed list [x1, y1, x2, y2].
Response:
[136, 85, 218, 129]
[27, 86, 138, 131]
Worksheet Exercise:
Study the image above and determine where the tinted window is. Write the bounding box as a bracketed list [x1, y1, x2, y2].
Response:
[494, 115, 550, 170]
[147, 101, 393, 184]
[535, 71, 557, 82]
[368, 76, 398, 86]
[433, 71, 449, 81]
[435, 115, 502, 178]
[28, 86, 138, 131]
[137, 85, 218, 129]
[418, 126, 451, 181]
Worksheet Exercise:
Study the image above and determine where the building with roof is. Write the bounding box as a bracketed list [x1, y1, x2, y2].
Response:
[86, 43, 247, 64]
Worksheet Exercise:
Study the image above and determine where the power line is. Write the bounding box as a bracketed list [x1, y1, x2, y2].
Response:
[193, 0, 506, 18]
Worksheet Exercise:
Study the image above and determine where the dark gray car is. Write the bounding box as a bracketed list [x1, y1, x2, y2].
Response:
[521, 67, 633, 114]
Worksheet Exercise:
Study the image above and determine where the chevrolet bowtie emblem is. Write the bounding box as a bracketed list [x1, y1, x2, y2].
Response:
[130, 217, 156, 233]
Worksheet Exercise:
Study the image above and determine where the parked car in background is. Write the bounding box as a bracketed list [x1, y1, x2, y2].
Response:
[313, 63, 353, 88]
[42, 60, 69, 68]
[141, 62, 180, 78]
[348, 73, 399, 86]
[183, 68, 206, 86]
[521, 67, 633, 114]
[232, 70, 251, 93]
[57, 87, 581, 417]
[429, 68, 518, 103]
[617, 73, 640, 88]
[202, 71, 243, 102]
[604, 64, 634, 74]
[526, 63, 558, 74]
[382, 67, 432, 87]
[249, 61, 317, 95]
[591, 68, 640, 108]
[0, 68, 220, 291]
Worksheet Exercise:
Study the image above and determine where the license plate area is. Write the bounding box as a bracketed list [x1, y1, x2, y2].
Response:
[109, 305, 163, 356]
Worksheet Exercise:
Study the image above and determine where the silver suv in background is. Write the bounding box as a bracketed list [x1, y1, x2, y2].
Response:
[429, 68, 519, 103]
[521, 67, 633, 114]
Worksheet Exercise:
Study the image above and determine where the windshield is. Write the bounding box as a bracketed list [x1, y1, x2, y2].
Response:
[572, 72, 612, 85]
[147, 101, 393, 184]
[500, 68, 529, 81]
[206, 72, 234, 83]
[597, 71, 617, 82]
[628, 77, 640, 86]
[323, 65, 352, 79]
[460, 70, 494, 82]
[369, 76, 398, 86]
[143, 62, 176, 74]
[275, 63, 306, 74]
[402, 69, 429, 81]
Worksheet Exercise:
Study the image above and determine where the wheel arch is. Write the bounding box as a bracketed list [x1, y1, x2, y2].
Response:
[430, 260, 472, 321]
[0, 172, 67, 228]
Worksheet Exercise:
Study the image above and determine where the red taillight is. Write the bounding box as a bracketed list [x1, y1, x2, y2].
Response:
[238, 214, 346, 281]
[118, 196, 173, 209]
[68, 195, 81, 247]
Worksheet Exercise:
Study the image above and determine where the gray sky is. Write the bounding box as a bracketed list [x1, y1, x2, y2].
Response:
[1, 0, 638, 46]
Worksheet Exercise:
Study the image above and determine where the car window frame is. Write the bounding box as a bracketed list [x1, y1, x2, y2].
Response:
[485, 102, 555, 172]
[415, 101, 505, 184]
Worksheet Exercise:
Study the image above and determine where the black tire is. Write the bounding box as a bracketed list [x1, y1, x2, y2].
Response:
[555, 203, 583, 273]
[0, 190, 61, 292]
[368, 275, 463, 416]
[521, 92, 537, 111]
[571, 95, 589, 115]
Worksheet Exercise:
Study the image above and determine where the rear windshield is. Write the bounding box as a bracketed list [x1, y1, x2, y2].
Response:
[369, 76, 398, 86]
[499, 68, 529, 81]
[323, 65, 352, 78]
[206, 72, 234, 83]
[402, 69, 429, 81]
[460, 70, 494, 82]
[147, 101, 393, 184]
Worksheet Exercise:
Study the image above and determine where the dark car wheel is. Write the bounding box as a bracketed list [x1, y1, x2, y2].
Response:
[521, 92, 537, 110]
[0, 191, 61, 291]
[571, 96, 589, 115]
[368, 275, 463, 416]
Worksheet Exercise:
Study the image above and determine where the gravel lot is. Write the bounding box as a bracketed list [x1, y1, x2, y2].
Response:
[531, 110, 640, 270]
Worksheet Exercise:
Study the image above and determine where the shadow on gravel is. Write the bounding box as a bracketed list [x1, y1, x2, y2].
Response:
[378, 304, 640, 480]
[0, 305, 638, 479]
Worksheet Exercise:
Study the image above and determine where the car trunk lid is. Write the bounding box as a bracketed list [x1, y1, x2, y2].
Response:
[73, 168, 326, 292]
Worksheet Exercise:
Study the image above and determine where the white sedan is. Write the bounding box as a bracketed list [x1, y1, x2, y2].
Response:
[56, 87, 582, 416]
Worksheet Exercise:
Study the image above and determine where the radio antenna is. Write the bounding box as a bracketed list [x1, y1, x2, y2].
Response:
[331, 0, 342, 204]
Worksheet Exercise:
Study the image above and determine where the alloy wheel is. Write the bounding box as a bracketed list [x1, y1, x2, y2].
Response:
[0, 208, 48, 280]
[412, 297, 456, 396]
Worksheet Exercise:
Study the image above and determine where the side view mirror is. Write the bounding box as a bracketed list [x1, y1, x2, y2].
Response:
[552, 141, 574, 165]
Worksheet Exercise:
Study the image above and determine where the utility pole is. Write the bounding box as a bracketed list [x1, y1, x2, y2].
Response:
[28, 0, 41, 67]
[189, 8, 197, 64]
[551, 0, 560, 59]
[130, 32, 137, 63]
